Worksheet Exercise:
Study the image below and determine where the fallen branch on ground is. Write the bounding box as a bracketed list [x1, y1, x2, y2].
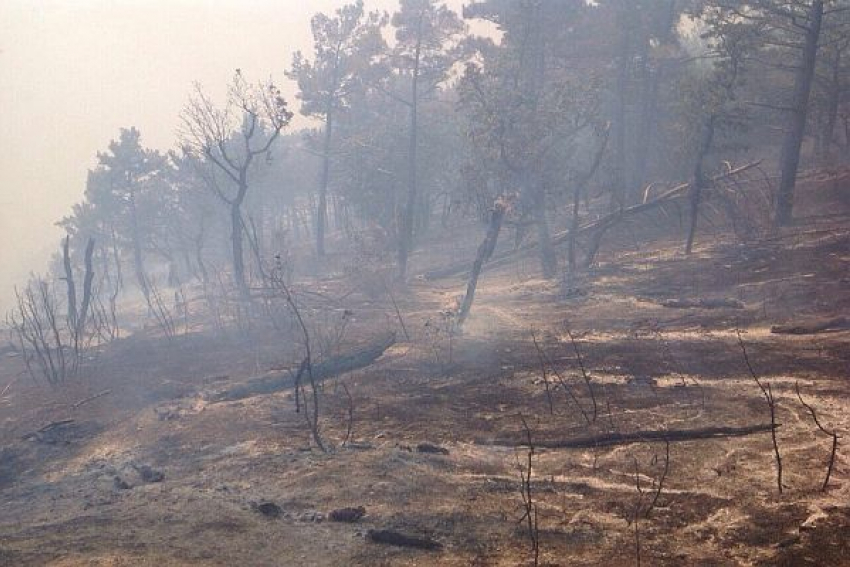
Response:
[1, 377, 18, 398]
[517, 414, 540, 567]
[71, 389, 112, 409]
[329, 506, 366, 522]
[382, 279, 410, 341]
[530, 331, 555, 415]
[482, 423, 778, 450]
[366, 529, 442, 551]
[771, 317, 849, 335]
[737, 329, 783, 494]
[795, 381, 840, 492]
[205, 333, 396, 403]
[21, 419, 75, 441]
[660, 298, 744, 310]
[629, 456, 644, 567]
[565, 328, 598, 421]
[646, 438, 670, 518]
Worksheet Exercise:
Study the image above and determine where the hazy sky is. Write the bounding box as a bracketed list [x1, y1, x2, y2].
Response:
[0, 0, 470, 313]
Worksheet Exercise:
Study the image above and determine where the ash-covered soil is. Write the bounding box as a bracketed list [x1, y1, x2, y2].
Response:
[1, 220, 848, 566]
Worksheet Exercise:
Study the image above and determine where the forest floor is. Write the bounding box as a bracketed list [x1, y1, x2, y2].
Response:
[1, 181, 850, 566]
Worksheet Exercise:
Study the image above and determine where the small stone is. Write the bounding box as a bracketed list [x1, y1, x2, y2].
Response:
[253, 502, 282, 518]
[329, 506, 366, 523]
[133, 464, 165, 483]
[416, 443, 449, 455]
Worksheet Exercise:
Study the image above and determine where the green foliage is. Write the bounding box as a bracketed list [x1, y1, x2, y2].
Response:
[287, 1, 387, 118]
[58, 127, 170, 264]
[50, 0, 850, 297]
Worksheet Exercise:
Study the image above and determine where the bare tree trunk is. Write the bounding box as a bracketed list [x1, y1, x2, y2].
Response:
[568, 186, 582, 274]
[62, 236, 78, 331]
[631, 0, 678, 198]
[568, 128, 609, 273]
[398, 17, 424, 281]
[398, 96, 418, 279]
[231, 200, 248, 296]
[631, 36, 653, 199]
[128, 190, 150, 307]
[686, 115, 716, 254]
[775, 0, 824, 227]
[110, 225, 124, 294]
[194, 220, 209, 285]
[612, 2, 631, 211]
[844, 114, 850, 155]
[317, 108, 333, 257]
[533, 179, 556, 279]
[108, 227, 122, 333]
[62, 236, 93, 370]
[244, 213, 267, 282]
[78, 238, 95, 333]
[819, 46, 843, 163]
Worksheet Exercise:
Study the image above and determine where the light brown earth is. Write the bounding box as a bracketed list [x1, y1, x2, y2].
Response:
[1, 178, 849, 566]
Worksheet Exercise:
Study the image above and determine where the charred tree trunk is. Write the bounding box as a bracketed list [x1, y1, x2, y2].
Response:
[230, 198, 248, 297]
[423, 162, 762, 281]
[194, 220, 209, 285]
[77, 238, 95, 333]
[569, 128, 610, 273]
[631, 0, 678, 198]
[844, 114, 850, 156]
[128, 189, 150, 307]
[317, 108, 333, 258]
[533, 179, 556, 279]
[631, 36, 653, 199]
[110, 226, 124, 295]
[207, 332, 396, 403]
[685, 115, 716, 255]
[62, 236, 95, 360]
[62, 236, 78, 331]
[818, 45, 843, 163]
[486, 423, 778, 450]
[774, 0, 824, 227]
[568, 184, 582, 274]
[612, 3, 631, 211]
[456, 201, 507, 328]
[398, 19, 423, 281]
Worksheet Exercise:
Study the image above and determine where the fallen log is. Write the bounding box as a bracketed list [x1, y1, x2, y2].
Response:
[483, 423, 777, 450]
[0, 377, 17, 398]
[329, 506, 366, 523]
[205, 332, 396, 403]
[71, 389, 112, 409]
[21, 419, 76, 441]
[771, 317, 849, 335]
[422, 161, 762, 281]
[660, 298, 745, 310]
[367, 529, 443, 551]
[423, 189, 686, 280]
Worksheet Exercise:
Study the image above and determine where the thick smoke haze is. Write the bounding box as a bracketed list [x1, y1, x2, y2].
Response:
[0, 0, 466, 314]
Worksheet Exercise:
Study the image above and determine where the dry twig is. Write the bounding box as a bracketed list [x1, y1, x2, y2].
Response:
[795, 381, 840, 491]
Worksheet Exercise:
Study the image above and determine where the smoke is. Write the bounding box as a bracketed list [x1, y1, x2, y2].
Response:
[0, 1, 467, 316]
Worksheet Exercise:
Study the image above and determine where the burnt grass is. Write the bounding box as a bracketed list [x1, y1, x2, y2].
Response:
[1, 208, 849, 565]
